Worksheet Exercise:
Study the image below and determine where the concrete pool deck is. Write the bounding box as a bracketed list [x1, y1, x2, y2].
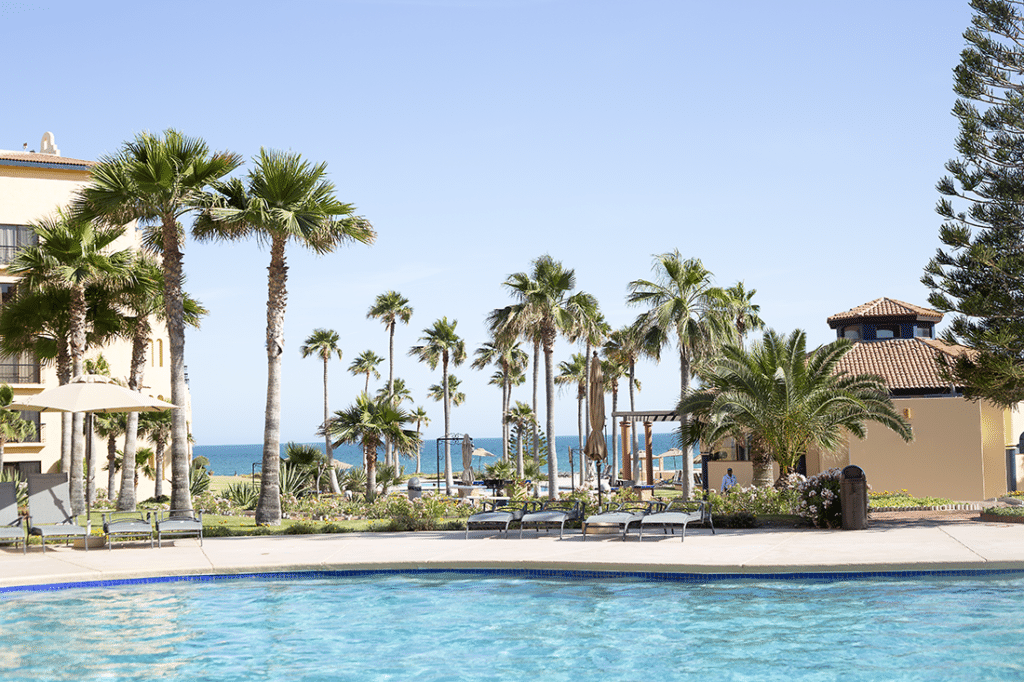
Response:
[2, 515, 1024, 589]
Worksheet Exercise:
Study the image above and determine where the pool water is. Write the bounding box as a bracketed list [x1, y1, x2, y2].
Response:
[2, 572, 1023, 681]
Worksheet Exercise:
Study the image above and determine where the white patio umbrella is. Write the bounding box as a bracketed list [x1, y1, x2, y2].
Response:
[7, 374, 178, 519]
[461, 434, 474, 485]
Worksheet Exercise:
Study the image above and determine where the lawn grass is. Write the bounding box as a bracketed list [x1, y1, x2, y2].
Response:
[869, 491, 955, 508]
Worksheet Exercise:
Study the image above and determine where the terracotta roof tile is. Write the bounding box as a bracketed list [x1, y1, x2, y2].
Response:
[834, 338, 971, 392]
[827, 297, 943, 326]
[0, 150, 94, 168]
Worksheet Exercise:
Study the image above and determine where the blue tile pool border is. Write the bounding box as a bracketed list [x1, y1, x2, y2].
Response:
[4, 566, 1024, 594]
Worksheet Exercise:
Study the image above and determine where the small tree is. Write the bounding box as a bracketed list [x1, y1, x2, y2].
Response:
[0, 384, 36, 472]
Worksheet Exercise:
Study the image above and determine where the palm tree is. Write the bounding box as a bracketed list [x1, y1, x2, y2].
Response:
[300, 328, 344, 494]
[679, 329, 914, 487]
[377, 377, 413, 407]
[428, 374, 466, 407]
[410, 406, 430, 474]
[93, 411, 127, 502]
[504, 401, 536, 479]
[349, 350, 384, 393]
[323, 393, 419, 501]
[409, 317, 466, 494]
[368, 291, 413, 468]
[138, 409, 172, 498]
[628, 251, 732, 497]
[489, 305, 544, 472]
[115, 254, 205, 511]
[603, 323, 659, 477]
[502, 255, 591, 500]
[722, 282, 764, 341]
[472, 336, 528, 461]
[598, 355, 632, 478]
[0, 384, 36, 473]
[76, 129, 243, 515]
[555, 353, 588, 456]
[9, 210, 133, 514]
[194, 148, 375, 526]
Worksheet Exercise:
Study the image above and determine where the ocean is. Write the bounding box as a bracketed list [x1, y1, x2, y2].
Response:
[194, 433, 684, 478]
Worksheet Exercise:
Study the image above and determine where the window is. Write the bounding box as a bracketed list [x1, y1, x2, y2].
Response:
[914, 325, 933, 338]
[843, 326, 860, 340]
[0, 225, 37, 265]
[0, 351, 40, 384]
[0, 282, 16, 307]
[875, 325, 899, 340]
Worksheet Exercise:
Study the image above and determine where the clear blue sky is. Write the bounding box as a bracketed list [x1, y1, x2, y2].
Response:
[4, 0, 974, 445]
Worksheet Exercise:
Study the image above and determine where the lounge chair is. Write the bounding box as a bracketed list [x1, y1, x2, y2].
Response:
[0, 480, 27, 554]
[103, 511, 153, 550]
[465, 500, 538, 538]
[582, 500, 664, 541]
[638, 498, 715, 542]
[27, 473, 90, 552]
[156, 509, 204, 547]
[519, 500, 585, 539]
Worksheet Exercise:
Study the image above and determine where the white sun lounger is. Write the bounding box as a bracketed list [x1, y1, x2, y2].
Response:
[156, 509, 204, 547]
[582, 501, 664, 541]
[27, 473, 90, 552]
[0, 480, 27, 554]
[519, 500, 584, 539]
[103, 511, 153, 550]
[638, 499, 715, 542]
[466, 500, 537, 538]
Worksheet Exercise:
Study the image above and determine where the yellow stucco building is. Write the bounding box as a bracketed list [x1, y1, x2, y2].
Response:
[0, 132, 189, 501]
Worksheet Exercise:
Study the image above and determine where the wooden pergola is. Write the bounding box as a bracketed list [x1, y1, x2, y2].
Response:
[610, 409, 681, 484]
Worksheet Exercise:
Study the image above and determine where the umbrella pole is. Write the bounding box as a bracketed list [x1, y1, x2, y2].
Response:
[85, 412, 93, 524]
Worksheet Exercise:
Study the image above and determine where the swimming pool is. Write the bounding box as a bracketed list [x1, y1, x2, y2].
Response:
[2, 570, 1022, 681]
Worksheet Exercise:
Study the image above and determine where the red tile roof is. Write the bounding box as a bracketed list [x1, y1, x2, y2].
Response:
[835, 337, 973, 392]
[0, 150, 94, 168]
[827, 297, 943, 327]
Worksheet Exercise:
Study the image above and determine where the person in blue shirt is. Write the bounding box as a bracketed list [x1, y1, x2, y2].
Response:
[721, 467, 737, 493]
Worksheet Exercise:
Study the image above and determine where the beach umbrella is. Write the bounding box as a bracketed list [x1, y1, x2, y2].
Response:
[7, 374, 178, 520]
[582, 352, 607, 504]
[461, 434, 474, 484]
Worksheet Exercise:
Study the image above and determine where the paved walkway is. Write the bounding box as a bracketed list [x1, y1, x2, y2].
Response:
[3, 515, 1024, 589]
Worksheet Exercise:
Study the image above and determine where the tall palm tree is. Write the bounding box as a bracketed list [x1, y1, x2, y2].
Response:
[76, 129, 242, 515]
[323, 392, 419, 501]
[628, 251, 732, 497]
[410, 406, 430, 473]
[377, 377, 413, 407]
[502, 255, 591, 500]
[409, 317, 465, 494]
[472, 336, 528, 461]
[368, 291, 413, 468]
[9, 210, 133, 514]
[195, 148, 375, 525]
[138, 409, 172, 498]
[679, 329, 913, 486]
[0, 383, 36, 473]
[487, 305, 543, 468]
[428, 374, 466, 407]
[722, 282, 764, 341]
[349, 350, 384, 393]
[504, 401, 536, 478]
[115, 254, 205, 511]
[566, 293, 607, 453]
[555, 353, 588, 455]
[598, 355, 634, 478]
[93, 411, 127, 502]
[300, 328, 344, 494]
[604, 322, 659, 477]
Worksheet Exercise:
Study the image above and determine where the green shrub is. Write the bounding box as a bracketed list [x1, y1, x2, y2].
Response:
[223, 480, 259, 510]
[983, 506, 1024, 517]
[706, 485, 800, 516]
[715, 511, 757, 528]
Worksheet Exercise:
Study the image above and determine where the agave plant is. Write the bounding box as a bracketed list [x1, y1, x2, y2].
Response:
[189, 459, 210, 497]
[224, 480, 260, 509]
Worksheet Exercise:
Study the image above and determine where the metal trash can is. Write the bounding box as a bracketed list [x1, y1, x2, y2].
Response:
[407, 477, 422, 501]
[840, 465, 868, 530]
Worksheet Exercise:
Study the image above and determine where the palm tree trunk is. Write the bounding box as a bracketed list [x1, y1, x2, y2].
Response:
[628, 360, 637, 480]
[256, 237, 287, 525]
[680, 350, 693, 499]
[119, 317, 150, 512]
[543, 333, 558, 501]
[69, 286, 87, 516]
[365, 443, 377, 501]
[442, 355, 453, 494]
[576, 387, 584, 487]
[516, 425, 524, 478]
[532, 339, 540, 469]
[57, 340, 71, 475]
[161, 214, 193, 514]
[106, 437, 117, 502]
[501, 367, 510, 461]
[611, 385, 619, 482]
[324, 357, 341, 494]
[386, 323, 395, 468]
[155, 438, 165, 498]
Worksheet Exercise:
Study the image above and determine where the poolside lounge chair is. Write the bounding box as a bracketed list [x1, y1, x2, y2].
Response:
[156, 509, 204, 547]
[582, 500, 664, 541]
[0, 480, 27, 554]
[103, 511, 153, 550]
[27, 473, 90, 552]
[519, 500, 585, 539]
[638, 498, 715, 542]
[465, 500, 538, 538]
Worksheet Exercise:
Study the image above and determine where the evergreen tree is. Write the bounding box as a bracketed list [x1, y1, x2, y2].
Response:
[924, 0, 1024, 406]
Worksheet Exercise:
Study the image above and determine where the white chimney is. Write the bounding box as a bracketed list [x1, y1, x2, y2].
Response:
[39, 132, 60, 156]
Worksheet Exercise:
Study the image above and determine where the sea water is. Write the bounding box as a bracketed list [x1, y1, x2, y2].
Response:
[2, 572, 1023, 681]
[194, 433, 684, 478]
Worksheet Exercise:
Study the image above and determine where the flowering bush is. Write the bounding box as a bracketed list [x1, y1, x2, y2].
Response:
[706, 484, 801, 517]
[193, 492, 239, 516]
[797, 468, 843, 528]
